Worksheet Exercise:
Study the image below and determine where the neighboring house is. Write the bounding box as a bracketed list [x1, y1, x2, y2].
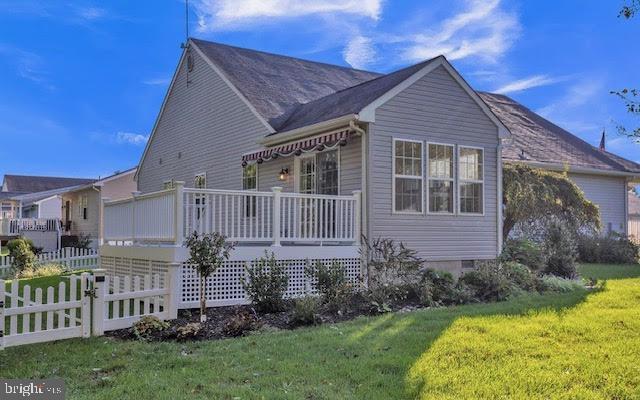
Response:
[12, 185, 85, 219]
[131, 38, 510, 274]
[0, 174, 95, 220]
[60, 168, 137, 248]
[629, 192, 640, 241]
[480, 93, 640, 235]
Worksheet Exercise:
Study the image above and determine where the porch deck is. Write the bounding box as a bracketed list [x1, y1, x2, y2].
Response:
[102, 182, 361, 248]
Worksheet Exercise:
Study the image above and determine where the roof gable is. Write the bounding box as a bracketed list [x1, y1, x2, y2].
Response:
[480, 92, 640, 174]
[190, 38, 380, 127]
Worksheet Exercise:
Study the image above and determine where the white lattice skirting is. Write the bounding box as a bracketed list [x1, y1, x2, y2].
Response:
[101, 255, 361, 309]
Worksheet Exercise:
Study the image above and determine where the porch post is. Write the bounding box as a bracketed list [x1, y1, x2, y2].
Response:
[271, 187, 282, 247]
[99, 195, 110, 247]
[352, 190, 362, 244]
[174, 181, 185, 246]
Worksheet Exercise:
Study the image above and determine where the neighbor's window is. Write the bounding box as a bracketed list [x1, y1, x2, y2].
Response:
[81, 195, 88, 220]
[194, 173, 206, 189]
[428, 143, 454, 213]
[242, 164, 258, 217]
[459, 147, 484, 214]
[393, 139, 423, 213]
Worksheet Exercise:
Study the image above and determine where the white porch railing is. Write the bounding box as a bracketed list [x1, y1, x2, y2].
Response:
[0, 218, 60, 236]
[103, 183, 361, 246]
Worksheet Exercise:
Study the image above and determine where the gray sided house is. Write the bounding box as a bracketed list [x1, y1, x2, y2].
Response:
[481, 93, 640, 236]
[135, 38, 509, 273]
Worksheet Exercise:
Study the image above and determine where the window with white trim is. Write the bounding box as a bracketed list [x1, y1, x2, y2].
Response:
[242, 164, 257, 217]
[80, 194, 88, 220]
[459, 147, 484, 214]
[428, 143, 454, 213]
[393, 139, 423, 213]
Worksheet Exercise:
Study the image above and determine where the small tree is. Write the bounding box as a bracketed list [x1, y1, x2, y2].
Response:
[7, 238, 36, 275]
[502, 164, 601, 239]
[184, 232, 234, 322]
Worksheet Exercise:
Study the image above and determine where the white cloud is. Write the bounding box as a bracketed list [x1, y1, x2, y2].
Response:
[343, 35, 377, 69]
[116, 132, 149, 146]
[142, 77, 171, 86]
[494, 75, 565, 94]
[0, 44, 53, 89]
[76, 7, 107, 21]
[398, 0, 520, 64]
[193, 0, 382, 30]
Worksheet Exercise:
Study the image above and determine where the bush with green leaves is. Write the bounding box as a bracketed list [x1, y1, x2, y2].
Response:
[360, 237, 424, 312]
[577, 233, 639, 264]
[132, 315, 170, 341]
[458, 262, 514, 302]
[417, 268, 473, 306]
[500, 239, 545, 270]
[15, 263, 67, 279]
[305, 260, 353, 312]
[543, 222, 578, 278]
[7, 238, 37, 275]
[290, 296, 321, 326]
[176, 322, 202, 340]
[537, 275, 585, 293]
[242, 252, 289, 313]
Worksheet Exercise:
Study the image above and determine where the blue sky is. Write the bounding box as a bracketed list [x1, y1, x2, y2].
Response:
[0, 0, 638, 179]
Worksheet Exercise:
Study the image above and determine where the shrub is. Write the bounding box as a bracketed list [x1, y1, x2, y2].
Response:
[417, 268, 469, 306]
[176, 322, 202, 340]
[7, 238, 36, 274]
[360, 237, 424, 311]
[543, 222, 578, 278]
[577, 233, 639, 264]
[500, 239, 545, 270]
[132, 316, 169, 341]
[243, 252, 289, 313]
[305, 260, 353, 312]
[502, 262, 537, 291]
[458, 262, 514, 302]
[15, 263, 67, 279]
[222, 310, 257, 337]
[290, 296, 321, 326]
[538, 275, 585, 293]
[61, 234, 93, 250]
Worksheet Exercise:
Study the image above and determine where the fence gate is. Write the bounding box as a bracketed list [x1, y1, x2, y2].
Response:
[1, 269, 177, 349]
[0, 273, 91, 349]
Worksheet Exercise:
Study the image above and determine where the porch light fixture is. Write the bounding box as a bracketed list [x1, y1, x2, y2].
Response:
[279, 168, 289, 181]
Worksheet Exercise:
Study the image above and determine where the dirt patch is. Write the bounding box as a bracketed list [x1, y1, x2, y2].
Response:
[106, 295, 425, 343]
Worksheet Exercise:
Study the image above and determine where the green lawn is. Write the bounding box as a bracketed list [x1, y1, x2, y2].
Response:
[0, 264, 638, 400]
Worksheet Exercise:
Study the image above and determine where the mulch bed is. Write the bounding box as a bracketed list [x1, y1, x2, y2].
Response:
[106, 295, 424, 343]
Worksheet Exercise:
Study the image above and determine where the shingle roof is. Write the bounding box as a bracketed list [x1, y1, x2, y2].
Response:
[2, 175, 95, 194]
[479, 92, 640, 174]
[190, 38, 640, 175]
[10, 184, 87, 207]
[191, 39, 380, 129]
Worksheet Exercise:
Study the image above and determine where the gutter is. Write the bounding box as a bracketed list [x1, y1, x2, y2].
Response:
[506, 160, 640, 179]
[259, 114, 358, 147]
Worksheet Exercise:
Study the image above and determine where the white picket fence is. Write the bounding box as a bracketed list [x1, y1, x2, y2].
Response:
[1, 269, 178, 349]
[0, 247, 98, 278]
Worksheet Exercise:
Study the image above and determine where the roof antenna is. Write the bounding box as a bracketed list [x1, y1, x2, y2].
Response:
[180, 0, 189, 49]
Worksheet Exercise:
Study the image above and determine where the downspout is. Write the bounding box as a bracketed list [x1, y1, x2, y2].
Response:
[497, 140, 504, 256]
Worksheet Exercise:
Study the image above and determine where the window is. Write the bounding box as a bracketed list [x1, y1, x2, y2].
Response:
[81, 195, 88, 220]
[393, 139, 423, 213]
[194, 173, 206, 189]
[242, 164, 258, 217]
[428, 143, 454, 213]
[298, 156, 316, 194]
[459, 147, 484, 214]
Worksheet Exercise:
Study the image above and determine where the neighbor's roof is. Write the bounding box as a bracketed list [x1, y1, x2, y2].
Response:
[10, 184, 86, 207]
[190, 38, 640, 175]
[2, 175, 95, 194]
[479, 93, 640, 174]
[630, 193, 640, 215]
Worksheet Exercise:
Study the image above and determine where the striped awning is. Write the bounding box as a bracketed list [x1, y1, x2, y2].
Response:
[242, 129, 352, 165]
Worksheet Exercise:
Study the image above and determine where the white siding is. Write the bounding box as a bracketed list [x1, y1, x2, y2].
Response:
[369, 66, 500, 262]
[569, 173, 627, 234]
[37, 196, 62, 219]
[137, 48, 272, 193]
